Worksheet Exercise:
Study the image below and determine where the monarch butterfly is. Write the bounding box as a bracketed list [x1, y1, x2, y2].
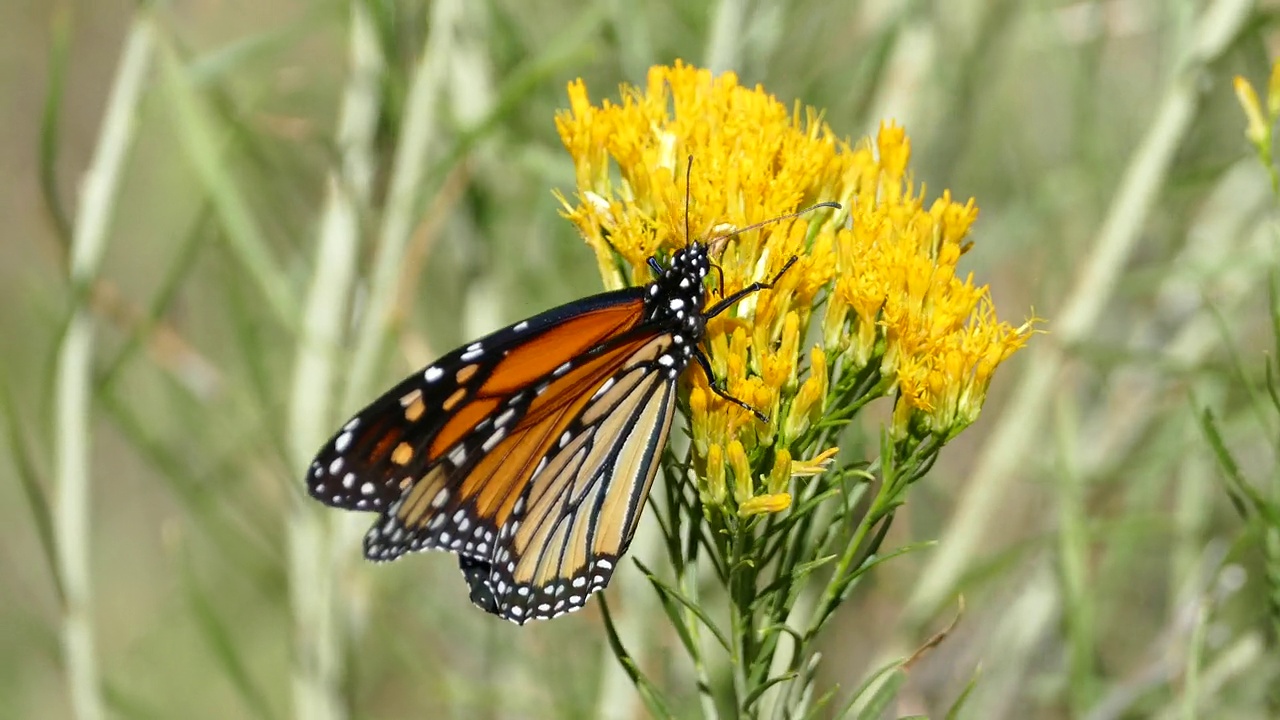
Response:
[306, 199, 840, 624]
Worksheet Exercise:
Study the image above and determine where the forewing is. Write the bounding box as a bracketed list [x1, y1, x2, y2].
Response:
[363, 332, 673, 562]
[305, 288, 647, 514]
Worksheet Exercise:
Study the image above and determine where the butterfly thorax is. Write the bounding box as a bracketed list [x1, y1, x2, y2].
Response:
[642, 242, 711, 378]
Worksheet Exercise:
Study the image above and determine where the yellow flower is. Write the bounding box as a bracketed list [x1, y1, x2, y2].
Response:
[726, 440, 753, 507]
[703, 443, 727, 507]
[784, 346, 827, 443]
[792, 447, 840, 477]
[1234, 75, 1269, 148]
[739, 493, 792, 517]
[555, 62, 1033, 513]
[1269, 61, 1280, 121]
[1233, 62, 1280, 194]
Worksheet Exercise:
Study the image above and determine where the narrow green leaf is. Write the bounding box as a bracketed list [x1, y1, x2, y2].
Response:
[1199, 407, 1280, 527]
[801, 685, 839, 720]
[847, 541, 937, 584]
[1269, 270, 1280, 382]
[598, 595, 676, 720]
[634, 558, 731, 653]
[832, 659, 904, 720]
[945, 667, 981, 720]
[853, 668, 905, 720]
[0, 374, 63, 605]
[39, 6, 73, 248]
[642, 570, 700, 659]
[742, 672, 798, 711]
[1265, 360, 1280, 429]
[182, 565, 278, 720]
[156, 38, 298, 327]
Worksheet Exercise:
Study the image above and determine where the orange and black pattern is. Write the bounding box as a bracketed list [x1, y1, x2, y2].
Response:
[308, 242, 720, 623]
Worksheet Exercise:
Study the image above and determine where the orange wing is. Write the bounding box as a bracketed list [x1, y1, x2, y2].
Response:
[369, 330, 679, 622]
[307, 289, 648, 516]
[363, 328, 673, 551]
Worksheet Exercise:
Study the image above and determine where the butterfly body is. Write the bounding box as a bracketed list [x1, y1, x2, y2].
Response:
[308, 242, 713, 623]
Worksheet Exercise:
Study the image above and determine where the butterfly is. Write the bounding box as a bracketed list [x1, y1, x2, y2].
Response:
[306, 200, 840, 624]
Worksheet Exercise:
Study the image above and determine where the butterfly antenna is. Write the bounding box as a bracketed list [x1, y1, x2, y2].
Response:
[706, 201, 842, 255]
[684, 155, 694, 245]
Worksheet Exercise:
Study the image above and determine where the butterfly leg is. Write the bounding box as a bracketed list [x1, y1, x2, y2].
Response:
[704, 255, 799, 318]
[691, 348, 768, 423]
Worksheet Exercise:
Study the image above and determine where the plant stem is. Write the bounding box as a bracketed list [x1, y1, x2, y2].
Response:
[729, 525, 750, 716]
[901, 0, 1256, 626]
[285, 4, 381, 719]
[341, 0, 459, 415]
[54, 15, 154, 720]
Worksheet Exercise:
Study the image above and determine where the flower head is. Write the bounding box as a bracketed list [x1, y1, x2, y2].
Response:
[556, 62, 1034, 513]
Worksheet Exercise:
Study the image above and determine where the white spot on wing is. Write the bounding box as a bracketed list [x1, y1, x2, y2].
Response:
[461, 342, 484, 362]
[448, 445, 467, 466]
[482, 429, 507, 452]
[424, 367, 444, 382]
[591, 377, 615, 401]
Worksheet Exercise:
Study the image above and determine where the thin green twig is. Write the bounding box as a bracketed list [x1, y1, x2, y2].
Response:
[285, 4, 382, 719]
[903, 0, 1257, 625]
[53, 15, 155, 720]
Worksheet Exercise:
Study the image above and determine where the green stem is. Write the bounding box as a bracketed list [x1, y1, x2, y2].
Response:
[800, 442, 901, 643]
[53, 17, 154, 720]
[285, 4, 381, 719]
[902, 0, 1257, 626]
[681, 556, 721, 720]
[728, 521, 751, 716]
[340, 0, 460, 415]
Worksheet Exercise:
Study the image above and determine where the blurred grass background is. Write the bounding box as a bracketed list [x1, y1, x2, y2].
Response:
[3, 0, 1280, 718]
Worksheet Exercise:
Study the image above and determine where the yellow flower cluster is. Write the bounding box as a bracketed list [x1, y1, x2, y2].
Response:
[555, 62, 1032, 513]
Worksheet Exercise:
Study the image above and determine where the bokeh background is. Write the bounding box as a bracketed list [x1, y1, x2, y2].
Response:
[3, 0, 1279, 718]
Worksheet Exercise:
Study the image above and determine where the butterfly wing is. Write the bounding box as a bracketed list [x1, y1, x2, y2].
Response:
[451, 348, 678, 623]
[306, 287, 648, 514]
[308, 287, 684, 623]
[366, 332, 680, 623]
